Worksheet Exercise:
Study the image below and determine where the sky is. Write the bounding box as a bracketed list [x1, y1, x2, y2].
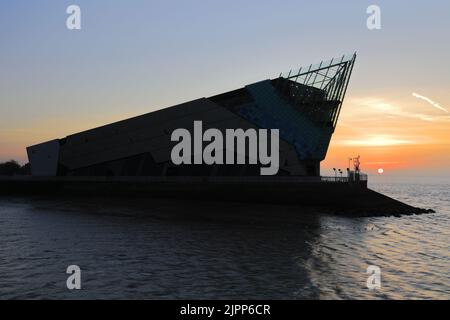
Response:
[1, 0, 449, 181]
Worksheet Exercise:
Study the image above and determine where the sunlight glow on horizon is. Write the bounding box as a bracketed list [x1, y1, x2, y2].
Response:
[336, 135, 414, 147]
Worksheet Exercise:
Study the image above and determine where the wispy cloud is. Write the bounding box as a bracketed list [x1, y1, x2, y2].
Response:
[336, 135, 415, 147]
[412, 93, 448, 113]
[365, 161, 401, 165]
[345, 97, 450, 122]
[346, 98, 432, 121]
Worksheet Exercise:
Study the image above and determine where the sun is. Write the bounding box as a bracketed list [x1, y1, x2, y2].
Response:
[378, 168, 384, 174]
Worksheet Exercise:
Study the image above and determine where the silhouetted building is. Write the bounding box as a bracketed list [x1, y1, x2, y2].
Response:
[27, 54, 356, 177]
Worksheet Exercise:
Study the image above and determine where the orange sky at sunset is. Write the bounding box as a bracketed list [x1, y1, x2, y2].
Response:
[323, 92, 450, 178]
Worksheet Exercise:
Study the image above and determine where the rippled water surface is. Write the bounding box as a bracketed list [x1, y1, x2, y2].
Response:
[0, 182, 448, 299]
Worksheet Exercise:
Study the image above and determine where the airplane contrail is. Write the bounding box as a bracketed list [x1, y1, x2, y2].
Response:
[412, 93, 448, 113]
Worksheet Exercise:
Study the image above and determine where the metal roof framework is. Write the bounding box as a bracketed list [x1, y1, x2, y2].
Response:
[277, 53, 356, 128]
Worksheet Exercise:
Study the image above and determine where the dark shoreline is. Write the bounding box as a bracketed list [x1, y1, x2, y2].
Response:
[0, 176, 434, 217]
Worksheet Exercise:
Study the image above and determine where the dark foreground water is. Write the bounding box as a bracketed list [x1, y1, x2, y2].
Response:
[0, 182, 448, 299]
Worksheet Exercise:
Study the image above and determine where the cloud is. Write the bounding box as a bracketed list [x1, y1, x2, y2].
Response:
[365, 161, 401, 165]
[412, 93, 448, 113]
[336, 135, 415, 147]
[345, 97, 448, 122]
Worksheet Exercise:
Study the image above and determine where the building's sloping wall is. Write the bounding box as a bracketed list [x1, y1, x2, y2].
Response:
[49, 95, 313, 177]
[58, 98, 217, 170]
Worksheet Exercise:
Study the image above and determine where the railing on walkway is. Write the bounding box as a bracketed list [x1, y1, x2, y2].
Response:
[321, 176, 349, 183]
[321, 172, 368, 185]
